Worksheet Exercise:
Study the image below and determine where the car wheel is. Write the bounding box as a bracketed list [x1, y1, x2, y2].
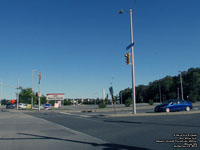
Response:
[186, 106, 191, 111]
[165, 108, 170, 113]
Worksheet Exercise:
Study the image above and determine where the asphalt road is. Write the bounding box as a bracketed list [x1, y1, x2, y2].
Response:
[27, 111, 200, 150]
[58, 105, 200, 117]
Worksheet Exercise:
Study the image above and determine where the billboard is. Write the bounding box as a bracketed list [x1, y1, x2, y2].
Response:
[46, 93, 64, 101]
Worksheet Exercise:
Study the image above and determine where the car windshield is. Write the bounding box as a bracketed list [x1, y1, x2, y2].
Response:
[162, 100, 173, 104]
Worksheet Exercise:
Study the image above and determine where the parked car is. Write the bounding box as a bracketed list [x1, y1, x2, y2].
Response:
[6, 103, 16, 109]
[154, 99, 193, 113]
[26, 104, 32, 109]
[33, 105, 44, 110]
[19, 103, 27, 109]
[44, 104, 51, 110]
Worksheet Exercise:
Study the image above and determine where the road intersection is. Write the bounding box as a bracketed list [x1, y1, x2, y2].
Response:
[0, 103, 200, 150]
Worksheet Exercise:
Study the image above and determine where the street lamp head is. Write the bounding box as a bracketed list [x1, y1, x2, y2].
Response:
[119, 10, 124, 14]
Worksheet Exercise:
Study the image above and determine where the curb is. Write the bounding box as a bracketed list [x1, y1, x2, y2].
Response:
[104, 110, 200, 118]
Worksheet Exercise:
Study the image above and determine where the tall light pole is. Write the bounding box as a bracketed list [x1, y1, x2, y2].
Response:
[179, 71, 184, 100]
[177, 88, 180, 99]
[119, 8, 136, 114]
[32, 70, 37, 109]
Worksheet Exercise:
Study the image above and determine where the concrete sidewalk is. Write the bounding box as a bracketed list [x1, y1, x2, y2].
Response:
[0, 111, 109, 150]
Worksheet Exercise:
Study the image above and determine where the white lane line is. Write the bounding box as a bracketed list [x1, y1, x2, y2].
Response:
[59, 112, 91, 118]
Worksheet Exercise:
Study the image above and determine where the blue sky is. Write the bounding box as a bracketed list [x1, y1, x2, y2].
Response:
[0, 0, 199, 99]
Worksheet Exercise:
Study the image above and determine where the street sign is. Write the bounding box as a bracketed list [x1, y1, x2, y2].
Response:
[11, 99, 15, 104]
[46, 93, 64, 101]
[126, 42, 135, 50]
[109, 86, 114, 97]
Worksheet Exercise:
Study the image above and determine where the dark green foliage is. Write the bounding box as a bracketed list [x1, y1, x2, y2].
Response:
[63, 100, 72, 105]
[119, 67, 200, 103]
[40, 96, 47, 104]
[1, 99, 8, 105]
[120, 88, 132, 104]
[19, 88, 46, 104]
[49, 100, 55, 106]
[98, 100, 107, 108]
[19, 88, 32, 104]
[83, 100, 95, 105]
[148, 99, 154, 105]
[125, 98, 132, 107]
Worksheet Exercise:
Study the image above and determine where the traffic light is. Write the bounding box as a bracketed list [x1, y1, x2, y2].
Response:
[125, 53, 130, 64]
[38, 92, 41, 97]
[38, 72, 41, 80]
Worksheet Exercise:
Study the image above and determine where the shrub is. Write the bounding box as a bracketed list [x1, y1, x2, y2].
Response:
[63, 100, 72, 105]
[125, 98, 132, 107]
[149, 99, 154, 105]
[98, 100, 107, 108]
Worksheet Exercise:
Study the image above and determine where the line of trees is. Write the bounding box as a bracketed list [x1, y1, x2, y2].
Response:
[119, 68, 200, 103]
[1, 67, 199, 106]
[19, 88, 46, 104]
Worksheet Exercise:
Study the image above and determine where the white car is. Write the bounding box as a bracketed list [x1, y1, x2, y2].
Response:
[19, 103, 27, 109]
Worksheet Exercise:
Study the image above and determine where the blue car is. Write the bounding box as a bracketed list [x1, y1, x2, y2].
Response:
[6, 103, 16, 109]
[154, 99, 193, 113]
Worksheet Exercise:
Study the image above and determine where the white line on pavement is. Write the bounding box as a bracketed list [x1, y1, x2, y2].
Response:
[59, 112, 91, 118]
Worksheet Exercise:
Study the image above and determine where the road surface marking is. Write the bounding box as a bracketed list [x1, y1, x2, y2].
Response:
[59, 112, 91, 118]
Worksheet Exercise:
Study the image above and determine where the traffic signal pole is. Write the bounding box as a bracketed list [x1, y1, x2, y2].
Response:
[32, 70, 37, 109]
[129, 8, 136, 114]
[120, 8, 136, 114]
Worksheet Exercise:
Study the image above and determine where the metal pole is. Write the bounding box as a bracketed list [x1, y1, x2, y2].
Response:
[120, 92, 122, 104]
[177, 88, 180, 99]
[31, 70, 33, 109]
[32, 71, 33, 109]
[179, 71, 184, 100]
[38, 80, 40, 111]
[159, 85, 162, 103]
[130, 8, 136, 114]
[17, 80, 19, 110]
[31, 70, 37, 109]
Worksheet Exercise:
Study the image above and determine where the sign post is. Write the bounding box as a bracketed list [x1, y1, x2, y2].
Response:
[46, 93, 64, 108]
[109, 86, 116, 114]
[38, 72, 41, 111]
[46, 93, 65, 101]
[11, 99, 15, 104]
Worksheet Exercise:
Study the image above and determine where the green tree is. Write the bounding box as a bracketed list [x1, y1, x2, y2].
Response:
[63, 99, 72, 105]
[119, 88, 132, 104]
[19, 88, 32, 104]
[1, 99, 8, 105]
[40, 95, 47, 104]
[136, 85, 147, 103]
[119, 67, 200, 103]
